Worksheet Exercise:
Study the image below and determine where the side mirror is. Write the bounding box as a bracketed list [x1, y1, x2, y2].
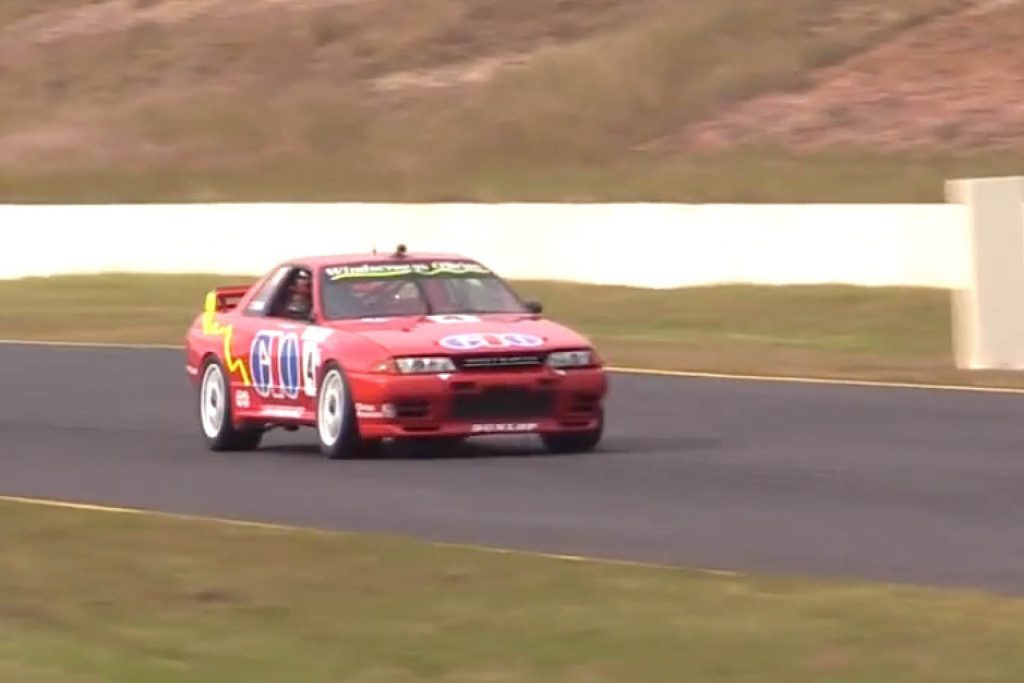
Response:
[525, 300, 543, 315]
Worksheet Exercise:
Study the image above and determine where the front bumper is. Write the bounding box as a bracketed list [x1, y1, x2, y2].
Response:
[349, 367, 607, 439]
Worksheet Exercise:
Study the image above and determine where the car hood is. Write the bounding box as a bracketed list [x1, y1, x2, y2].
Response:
[325, 313, 593, 356]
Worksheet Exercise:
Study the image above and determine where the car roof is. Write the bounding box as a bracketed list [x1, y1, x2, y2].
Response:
[284, 251, 482, 269]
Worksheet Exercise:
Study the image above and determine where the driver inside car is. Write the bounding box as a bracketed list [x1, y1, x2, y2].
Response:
[285, 270, 313, 320]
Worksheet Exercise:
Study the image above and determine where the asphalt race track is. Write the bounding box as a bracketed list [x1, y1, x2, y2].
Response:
[3, 343, 1024, 592]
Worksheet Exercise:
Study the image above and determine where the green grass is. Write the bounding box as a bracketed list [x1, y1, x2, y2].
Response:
[5, 497, 1024, 682]
[5, 149, 1024, 203]
[5, 273, 1024, 388]
[1, 0, 1006, 203]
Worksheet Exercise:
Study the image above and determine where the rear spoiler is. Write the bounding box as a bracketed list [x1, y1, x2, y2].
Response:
[204, 285, 252, 314]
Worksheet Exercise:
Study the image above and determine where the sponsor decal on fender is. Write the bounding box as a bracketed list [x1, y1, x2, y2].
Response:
[471, 423, 540, 434]
[439, 332, 545, 351]
[260, 406, 304, 419]
[234, 390, 251, 409]
[356, 403, 384, 419]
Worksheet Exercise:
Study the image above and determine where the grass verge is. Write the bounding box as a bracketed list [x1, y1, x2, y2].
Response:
[5, 149, 1024, 204]
[3, 273, 1023, 388]
[4, 497, 1024, 682]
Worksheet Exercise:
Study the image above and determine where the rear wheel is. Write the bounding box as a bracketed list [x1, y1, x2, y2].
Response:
[198, 358, 263, 451]
[541, 411, 603, 454]
[316, 364, 363, 459]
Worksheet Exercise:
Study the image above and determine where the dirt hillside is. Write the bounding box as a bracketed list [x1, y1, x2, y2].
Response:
[674, 0, 1024, 152]
[1, 0, 1021, 202]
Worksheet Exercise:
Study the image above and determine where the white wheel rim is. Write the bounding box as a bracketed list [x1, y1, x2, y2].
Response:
[200, 363, 226, 439]
[318, 370, 346, 447]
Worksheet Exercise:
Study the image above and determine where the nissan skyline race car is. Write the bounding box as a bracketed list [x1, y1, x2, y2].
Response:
[183, 246, 608, 458]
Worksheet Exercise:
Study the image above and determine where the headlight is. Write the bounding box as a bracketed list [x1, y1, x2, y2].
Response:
[394, 357, 456, 374]
[547, 350, 594, 369]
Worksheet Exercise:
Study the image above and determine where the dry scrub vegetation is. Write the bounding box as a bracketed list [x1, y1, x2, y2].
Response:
[1, 0, 1022, 201]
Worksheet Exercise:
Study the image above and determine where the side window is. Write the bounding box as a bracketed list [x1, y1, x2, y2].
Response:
[267, 267, 314, 320]
[245, 266, 291, 316]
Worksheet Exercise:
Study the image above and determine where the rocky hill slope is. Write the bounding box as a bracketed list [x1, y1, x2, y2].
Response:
[1, 0, 1019, 202]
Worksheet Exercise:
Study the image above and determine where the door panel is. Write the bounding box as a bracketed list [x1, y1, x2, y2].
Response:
[250, 326, 304, 401]
[233, 265, 316, 419]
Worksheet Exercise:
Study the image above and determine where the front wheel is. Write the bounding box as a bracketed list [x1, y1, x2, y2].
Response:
[316, 364, 362, 459]
[198, 358, 263, 451]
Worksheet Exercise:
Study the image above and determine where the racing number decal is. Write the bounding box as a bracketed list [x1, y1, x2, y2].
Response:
[250, 331, 302, 399]
[302, 341, 319, 398]
[440, 333, 545, 351]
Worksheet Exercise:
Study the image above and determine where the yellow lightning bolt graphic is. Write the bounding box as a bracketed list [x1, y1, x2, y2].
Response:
[202, 290, 252, 386]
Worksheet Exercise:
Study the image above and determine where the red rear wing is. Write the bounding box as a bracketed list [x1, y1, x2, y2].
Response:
[205, 285, 251, 313]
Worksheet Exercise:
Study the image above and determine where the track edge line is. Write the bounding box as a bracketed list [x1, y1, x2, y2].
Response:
[0, 494, 739, 578]
[607, 366, 1024, 394]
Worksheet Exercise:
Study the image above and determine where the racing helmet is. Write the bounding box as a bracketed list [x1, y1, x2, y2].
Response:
[286, 270, 313, 319]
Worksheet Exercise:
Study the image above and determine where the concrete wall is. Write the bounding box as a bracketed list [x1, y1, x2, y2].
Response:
[947, 176, 1024, 370]
[0, 202, 967, 288]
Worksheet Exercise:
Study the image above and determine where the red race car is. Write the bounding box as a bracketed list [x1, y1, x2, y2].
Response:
[184, 246, 608, 458]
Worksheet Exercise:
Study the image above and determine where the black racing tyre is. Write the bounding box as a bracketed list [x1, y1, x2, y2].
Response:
[198, 357, 264, 452]
[315, 363, 363, 459]
[541, 411, 604, 454]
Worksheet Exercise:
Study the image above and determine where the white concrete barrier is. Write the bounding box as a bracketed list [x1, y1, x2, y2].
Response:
[0, 202, 968, 288]
[947, 177, 1024, 370]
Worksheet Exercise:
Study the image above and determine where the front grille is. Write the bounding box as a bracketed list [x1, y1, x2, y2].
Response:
[455, 353, 545, 372]
[450, 387, 555, 420]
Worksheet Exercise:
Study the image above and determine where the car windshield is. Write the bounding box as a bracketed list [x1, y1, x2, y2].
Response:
[319, 260, 527, 320]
